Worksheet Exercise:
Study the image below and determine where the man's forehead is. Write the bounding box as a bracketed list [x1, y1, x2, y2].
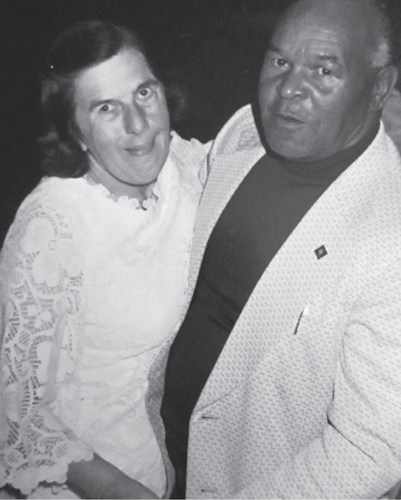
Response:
[271, 0, 372, 60]
[271, 24, 349, 58]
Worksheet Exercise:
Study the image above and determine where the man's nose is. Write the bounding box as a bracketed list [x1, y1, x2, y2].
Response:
[278, 69, 307, 100]
[123, 103, 149, 134]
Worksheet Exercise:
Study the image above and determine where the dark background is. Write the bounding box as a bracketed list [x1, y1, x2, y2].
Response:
[1, 0, 401, 246]
[0, 0, 293, 245]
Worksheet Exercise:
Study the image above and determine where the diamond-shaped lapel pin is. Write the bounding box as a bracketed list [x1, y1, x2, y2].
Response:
[315, 245, 328, 260]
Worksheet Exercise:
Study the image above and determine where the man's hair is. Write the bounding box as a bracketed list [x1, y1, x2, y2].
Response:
[370, 0, 401, 67]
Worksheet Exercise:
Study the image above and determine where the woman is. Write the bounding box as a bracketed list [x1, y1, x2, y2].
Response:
[0, 21, 209, 499]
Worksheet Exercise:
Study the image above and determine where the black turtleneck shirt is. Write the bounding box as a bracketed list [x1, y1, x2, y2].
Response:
[161, 127, 378, 499]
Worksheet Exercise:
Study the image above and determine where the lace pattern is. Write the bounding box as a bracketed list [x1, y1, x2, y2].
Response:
[0, 204, 93, 494]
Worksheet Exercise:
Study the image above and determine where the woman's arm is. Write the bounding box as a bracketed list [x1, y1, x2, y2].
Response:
[67, 454, 158, 499]
[0, 199, 92, 495]
[0, 196, 160, 499]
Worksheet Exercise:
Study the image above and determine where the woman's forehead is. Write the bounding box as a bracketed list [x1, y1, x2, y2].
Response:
[74, 49, 155, 100]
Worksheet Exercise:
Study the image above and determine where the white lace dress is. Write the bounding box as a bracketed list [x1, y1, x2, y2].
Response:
[0, 134, 209, 499]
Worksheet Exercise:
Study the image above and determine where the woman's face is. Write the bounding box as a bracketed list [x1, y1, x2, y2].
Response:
[74, 48, 171, 199]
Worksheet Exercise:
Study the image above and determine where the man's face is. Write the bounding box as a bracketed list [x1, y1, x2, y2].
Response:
[258, 0, 379, 162]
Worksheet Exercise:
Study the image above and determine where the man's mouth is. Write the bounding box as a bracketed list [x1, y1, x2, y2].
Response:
[273, 112, 307, 131]
[276, 113, 304, 124]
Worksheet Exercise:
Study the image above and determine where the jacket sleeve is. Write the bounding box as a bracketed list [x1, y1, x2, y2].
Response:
[240, 256, 401, 499]
[0, 199, 93, 495]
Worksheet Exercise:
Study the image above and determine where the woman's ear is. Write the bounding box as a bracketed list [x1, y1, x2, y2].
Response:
[370, 65, 399, 112]
[69, 119, 87, 151]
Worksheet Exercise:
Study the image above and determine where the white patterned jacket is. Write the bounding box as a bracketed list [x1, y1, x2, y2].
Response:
[148, 104, 401, 499]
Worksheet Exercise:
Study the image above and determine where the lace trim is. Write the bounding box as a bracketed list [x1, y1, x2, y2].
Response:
[82, 175, 159, 211]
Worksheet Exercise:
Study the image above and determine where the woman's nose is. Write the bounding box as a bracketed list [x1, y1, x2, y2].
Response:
[278, 69, 307, 100]
[124, 103, 149, 134]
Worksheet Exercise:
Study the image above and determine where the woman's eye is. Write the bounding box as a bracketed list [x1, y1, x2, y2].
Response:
[97, 103, 118, 120]
[99, 103, 112, 113]
[138, 87, 154, 99]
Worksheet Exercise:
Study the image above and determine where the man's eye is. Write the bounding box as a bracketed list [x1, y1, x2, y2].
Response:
[317, 67, 332, 76]
[274, 58, 288, 68]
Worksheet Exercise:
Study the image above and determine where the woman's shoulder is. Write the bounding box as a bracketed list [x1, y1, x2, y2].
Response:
[3, 177, 91, 249]
[170, 132, 212, 161]
[169, 132, 212, 189]
[0, 177, 88, 285]
[26, 175, 88, 202]
[16, 176, 96, 218]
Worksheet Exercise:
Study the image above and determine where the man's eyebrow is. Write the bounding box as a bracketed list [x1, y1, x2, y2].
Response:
[315, 54, 340, 64]
[266, 42, 281, 53]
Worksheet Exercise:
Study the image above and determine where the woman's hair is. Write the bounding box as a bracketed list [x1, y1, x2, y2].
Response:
[38, 20, 185, 178]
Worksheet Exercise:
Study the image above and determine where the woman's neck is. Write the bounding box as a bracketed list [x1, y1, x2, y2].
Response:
[86, 167, 156, 202]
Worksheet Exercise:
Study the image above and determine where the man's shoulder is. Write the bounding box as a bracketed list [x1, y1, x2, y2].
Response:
[210, 104, 263, 158]
[382, 88, 401, 153]
[346, 124, 401, 243]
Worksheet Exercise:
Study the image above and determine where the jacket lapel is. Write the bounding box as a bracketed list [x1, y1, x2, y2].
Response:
[186, 146, 265, 298]
[194, 125, 390, 412]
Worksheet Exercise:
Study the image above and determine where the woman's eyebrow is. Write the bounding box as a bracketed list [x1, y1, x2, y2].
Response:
[136, 78, 159, 91]
[88, 79, 160, 111]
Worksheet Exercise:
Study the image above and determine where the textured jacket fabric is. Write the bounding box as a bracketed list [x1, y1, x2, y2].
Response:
[148, 104, 401, 499]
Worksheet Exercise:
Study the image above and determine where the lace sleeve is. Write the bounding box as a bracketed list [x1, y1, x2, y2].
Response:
[0, 199, 93, 495]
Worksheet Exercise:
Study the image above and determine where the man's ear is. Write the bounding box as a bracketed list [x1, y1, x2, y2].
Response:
[370, 65, 399, 112]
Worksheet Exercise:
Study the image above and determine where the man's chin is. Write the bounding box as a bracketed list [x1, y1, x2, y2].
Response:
[267, 140, 315, 162]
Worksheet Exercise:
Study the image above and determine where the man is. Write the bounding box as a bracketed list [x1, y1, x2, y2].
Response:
[149, 0, 401, 497]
